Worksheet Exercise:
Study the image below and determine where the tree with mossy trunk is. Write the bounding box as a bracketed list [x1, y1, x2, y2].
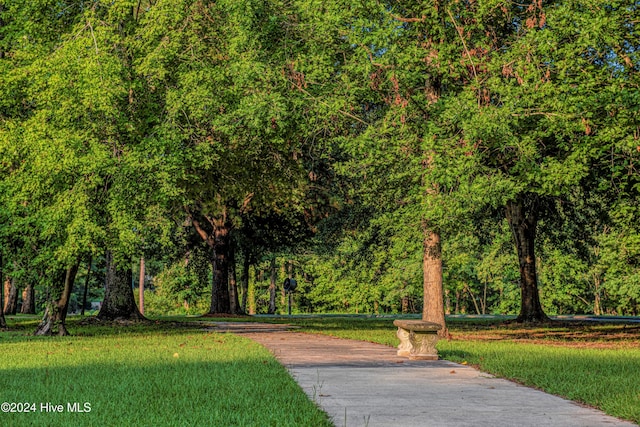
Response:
[35, 262, 80, 336]
[97, 251, 144, 321]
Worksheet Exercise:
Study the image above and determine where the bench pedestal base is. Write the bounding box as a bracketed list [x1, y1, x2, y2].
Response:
[393, 320, 441, 360]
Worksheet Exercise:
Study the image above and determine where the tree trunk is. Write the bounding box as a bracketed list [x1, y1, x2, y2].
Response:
[35, 262, 80, 336]
[81, 256, 92, 316]
[240, 254, 250, 314]
[138, 256, 145, 315]
[280, 262, 286, 309]
[0, 253, 6, 328]
[445, 289, 451, 315]
[422, 225, 447, 337]
[401, 295, 409, 314]
[455, 290, 460, 314]
[192, 213, 232, 314]
[593, 275, 602, 316]
[465, 283, 481, 315]
[505, 194, 549, 323]
[248, 264, 256, 315]
[482, 283, 487, 315]
[209, 220, 231, 314]
[20, 283, 35, 314]
[268, 257, 277, 314]
[228, 243, 242, 314]
[97, 251, 145, 321]
[3, 276, 18, 315]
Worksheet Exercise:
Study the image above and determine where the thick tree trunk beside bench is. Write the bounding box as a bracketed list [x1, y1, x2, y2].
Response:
[393, 319, 442, 360]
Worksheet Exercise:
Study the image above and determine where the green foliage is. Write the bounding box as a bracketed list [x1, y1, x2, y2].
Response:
[148, 266, 210, 317]
[293, 0, 639, 318]
[0, 0, 638, 319]
[145, 245, 211, 316]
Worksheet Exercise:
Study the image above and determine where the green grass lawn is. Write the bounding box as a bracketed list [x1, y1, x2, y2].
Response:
[3, 314, 639, 426]
[440, 340, 640, 423]
[0, 317, 331, 427]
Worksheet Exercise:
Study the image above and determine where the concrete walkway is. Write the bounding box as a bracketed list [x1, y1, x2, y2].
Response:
[213, 323, 638, 427]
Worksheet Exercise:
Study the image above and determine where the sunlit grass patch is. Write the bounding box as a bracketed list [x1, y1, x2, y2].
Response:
[438, 340, 640, 424]
[0, 320, 331, 427]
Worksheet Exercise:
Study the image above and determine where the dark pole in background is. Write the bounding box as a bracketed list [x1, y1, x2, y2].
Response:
[284, 278, 297, 317]
[81, 255, 92, 316]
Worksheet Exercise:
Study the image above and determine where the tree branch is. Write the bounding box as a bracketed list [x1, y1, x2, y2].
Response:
[191, 218, 212, 246]
[390, 14, 426, 23]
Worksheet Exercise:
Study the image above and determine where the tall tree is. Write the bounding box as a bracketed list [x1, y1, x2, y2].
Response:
[0, 1, 168, 327]
[137, 0, 315, 314]
[437, 0, 639, 321]
[0, 253, 6, 328]
[308, 0, 470, 331]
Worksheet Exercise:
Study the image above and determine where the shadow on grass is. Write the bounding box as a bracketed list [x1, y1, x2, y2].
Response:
[0, 316, 219, 344]
[448, 321, 640, 346]
[1, 358, 332, 427]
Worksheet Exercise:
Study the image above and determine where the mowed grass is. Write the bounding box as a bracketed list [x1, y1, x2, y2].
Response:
[0, 317, 331, 427]
[285, 315, 640, 425]
[4, 315, 639, 425]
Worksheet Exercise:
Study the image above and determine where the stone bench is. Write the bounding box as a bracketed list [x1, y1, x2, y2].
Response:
[393, 319, 442, 360]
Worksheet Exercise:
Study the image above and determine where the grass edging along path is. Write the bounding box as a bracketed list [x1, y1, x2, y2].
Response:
[282, 315, 640, 425]
[0, 317, 331, 427]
